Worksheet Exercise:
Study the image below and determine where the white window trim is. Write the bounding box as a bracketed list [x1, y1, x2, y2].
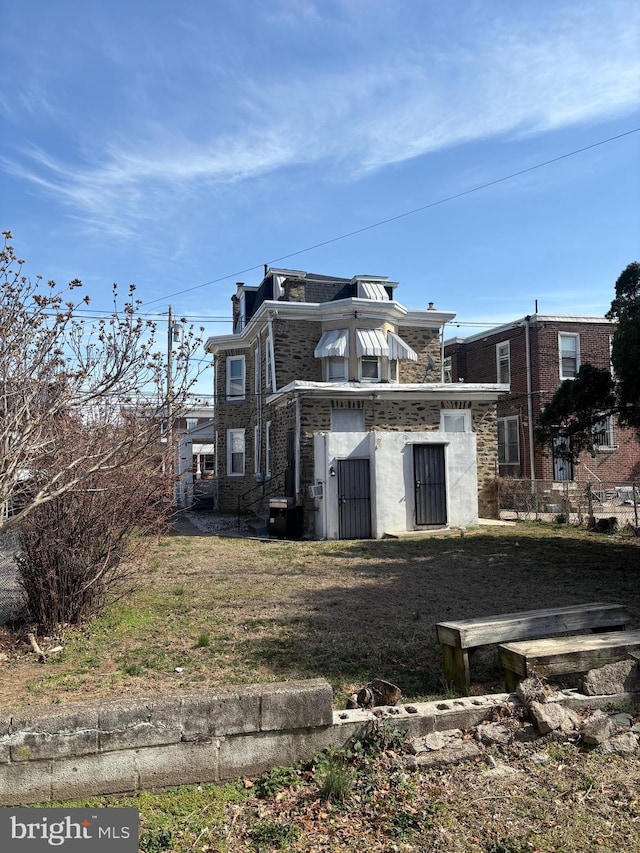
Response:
[265, 333, 273, 391]
[254, 424, 260, 474]
[496, 341, 510, 384]
[359, 356, 380, 382]
[227, 428, 245, 476]
[226, 355, 246, 400]
[592, 415, 616, 451]
[440, 410, 472, 433]
[327, 357, 347, 381]
[265, 421, 272, 477]
[388, 359, 398, 383]
[558, 333, 580, 380]
[254, 347, 260, 396]
[498, 415, 520, 464]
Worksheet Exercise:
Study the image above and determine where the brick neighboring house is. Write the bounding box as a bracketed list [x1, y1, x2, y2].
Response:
[205, 269, 507, 539]
[445, 315, 640, 484]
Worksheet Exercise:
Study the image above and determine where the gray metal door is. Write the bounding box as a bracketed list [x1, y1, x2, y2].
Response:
[552, 435, 573, 481]
[337, 459, 371, 539]
[414, 444, 447, 526]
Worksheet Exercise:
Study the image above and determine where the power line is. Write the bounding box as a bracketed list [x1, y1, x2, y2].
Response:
[142, 126, 640, 307]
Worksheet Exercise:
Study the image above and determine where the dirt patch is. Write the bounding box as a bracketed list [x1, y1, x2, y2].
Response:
[0, 520, 639, 711]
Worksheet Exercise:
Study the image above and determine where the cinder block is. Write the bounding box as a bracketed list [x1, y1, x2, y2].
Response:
[180, 687, 261, 739]
[9, 728, 99, 762]
[136, 741, 219, 788]
[10, 705, 99, 734]
[99, 698, 181, 752]
[0, 761, 53, 806]
[51, 750, 138, 801]
[260, 679, 333, 731]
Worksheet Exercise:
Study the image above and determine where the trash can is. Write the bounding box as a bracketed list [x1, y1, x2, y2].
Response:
[269, 497, 303, 539]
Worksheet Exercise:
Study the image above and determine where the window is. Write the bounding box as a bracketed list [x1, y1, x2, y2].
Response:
[496, 341, 510, 384]
[331, 408, 365, 432]
[186, 417, 197, 430]
[265, 335, 273, 390]
[359, 356, 380, 381]
[441, 410, 471, 433]
[592, 416, 615, 451]
[254, 348, 260, 395]
[227, 429, 245, 475]
[328, 357, 347, 380]
[254, 425, 260, 474]
[498, 416, 519, 464]
[265, 421, 272, 477]
[226, 355, 245, 400]
[559, 333, 580, 380]
[388, 359, 398, 382]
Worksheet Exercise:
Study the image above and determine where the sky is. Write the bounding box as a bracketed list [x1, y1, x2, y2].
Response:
[1, 0, 639, 398]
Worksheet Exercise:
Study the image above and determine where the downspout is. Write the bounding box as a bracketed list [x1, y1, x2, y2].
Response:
[524, 316, 536, 488]
[440, 322, 446, 382]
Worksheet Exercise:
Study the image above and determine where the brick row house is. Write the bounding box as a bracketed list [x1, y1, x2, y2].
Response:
[445, 315, 640, 484]
[205, 269, 507, 539]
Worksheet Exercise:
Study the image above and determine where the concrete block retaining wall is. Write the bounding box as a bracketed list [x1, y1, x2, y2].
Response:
[0, 678, 635, 806]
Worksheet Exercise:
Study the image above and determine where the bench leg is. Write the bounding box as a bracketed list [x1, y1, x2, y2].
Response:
[442, 644, 470, 695]
[504, 668, 521, 694]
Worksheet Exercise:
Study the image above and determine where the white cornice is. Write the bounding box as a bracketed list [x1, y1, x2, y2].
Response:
[205, 299, 456, 353]
[266, 380, 509, 404]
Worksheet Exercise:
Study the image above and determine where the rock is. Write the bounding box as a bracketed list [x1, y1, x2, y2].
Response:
[611, 713, 633, 728]
[599, 731, 639, 755]
[369, 679, 402, 706]
[581, 659, 640, 696]
[484, 762, 521, 779]
[529, 701, 580, 735]
[516, 676, 554, 707]
[403, 741, 482, 770]
[582, 710, 615, 745]
[408, 729, 461, 754]
[476, 722, 514, 746]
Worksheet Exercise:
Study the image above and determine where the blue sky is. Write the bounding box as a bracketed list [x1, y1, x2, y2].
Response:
[2, 0, 639, 397]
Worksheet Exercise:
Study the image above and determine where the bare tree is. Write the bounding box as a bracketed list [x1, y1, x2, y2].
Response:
[0, 231, 203, 533]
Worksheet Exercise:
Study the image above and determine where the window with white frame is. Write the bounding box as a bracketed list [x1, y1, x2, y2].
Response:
[498, 416, 519, 464]
[226, 355, 246, 400]
[265, 334, 273, 390]
[254, 425, 260, 474]
[265, 421, 272, 477]
[328, 356, 347, 381]
[186, 417, 197, 430]
[359, 356, 380, 381]
[331, 408, 365, 432]
[592, 415, 615, 451]
[441, 410, 471, 433]
[254, 348, 260, 395]
[559, 333, 580, 380]
[609, 334, 615, 379]
[388, 359, 398, 382]
[496, 341, 510, 384]
[227, 429, 245, 475]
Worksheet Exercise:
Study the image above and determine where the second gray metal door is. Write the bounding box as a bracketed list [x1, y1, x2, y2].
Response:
[414, 444, 447, 525]
[337, 459, 371, 539]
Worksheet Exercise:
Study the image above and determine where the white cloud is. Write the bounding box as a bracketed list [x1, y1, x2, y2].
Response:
[2, 1, 639, 236]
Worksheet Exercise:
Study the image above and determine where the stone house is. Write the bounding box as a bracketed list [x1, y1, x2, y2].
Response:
[445, 315, 640, 483]
[205, 269, 507, 538]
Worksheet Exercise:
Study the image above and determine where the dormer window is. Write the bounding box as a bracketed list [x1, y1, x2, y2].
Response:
[360, 356, 380, 381]
[328, 357, 347, 380]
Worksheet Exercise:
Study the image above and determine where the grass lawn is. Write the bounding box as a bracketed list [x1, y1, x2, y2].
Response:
[3, 520, 640, 852]
[2, 519, 639, 709]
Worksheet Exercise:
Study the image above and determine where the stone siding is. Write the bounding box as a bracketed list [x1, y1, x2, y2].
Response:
[397, 326, 442, 382]
[273, 319, 321, 387]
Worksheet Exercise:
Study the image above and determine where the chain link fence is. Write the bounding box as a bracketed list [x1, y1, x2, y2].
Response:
[497, 479, 640, 532]
[0, 529, 24, 626]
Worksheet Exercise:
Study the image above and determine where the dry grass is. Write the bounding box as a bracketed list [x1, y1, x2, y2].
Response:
[1, 519, 639, 710]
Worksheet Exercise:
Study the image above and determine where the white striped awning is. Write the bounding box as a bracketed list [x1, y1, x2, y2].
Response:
[355, 328, 389, 357]
[387, 331, 418, 362]
[358, 280, 390, 300]
[314, 328, 349, 358]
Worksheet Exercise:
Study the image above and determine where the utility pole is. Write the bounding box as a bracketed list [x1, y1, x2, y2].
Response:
[167, 306, 175, 494]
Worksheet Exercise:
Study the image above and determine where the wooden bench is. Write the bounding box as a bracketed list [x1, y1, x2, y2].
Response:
[499, 629, 640, 692]
[436, 603, 629, 695]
